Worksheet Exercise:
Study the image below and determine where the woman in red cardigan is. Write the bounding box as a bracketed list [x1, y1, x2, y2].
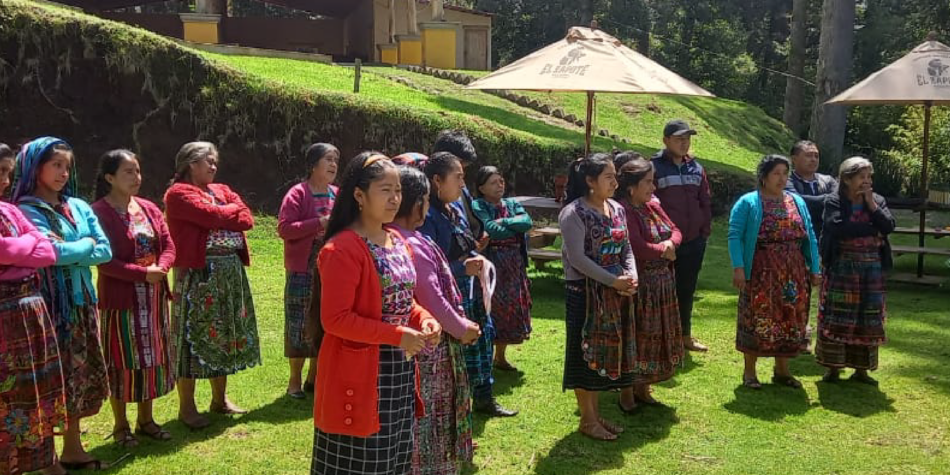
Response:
[312, 152, 440, 475]
[615, 156, 684, 406]
[277, 143, 339, 399]
[92, 150, 177, 447]
[164, 142, 259, 430]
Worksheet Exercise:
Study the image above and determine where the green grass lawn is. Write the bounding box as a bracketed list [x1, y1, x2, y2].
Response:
[74, 215, 950, 475]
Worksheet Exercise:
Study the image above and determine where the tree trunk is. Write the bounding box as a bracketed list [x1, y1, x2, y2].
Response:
[783, 0, 808, 135]
[809, 0, 855, 169]
[578, 0, 594, 27]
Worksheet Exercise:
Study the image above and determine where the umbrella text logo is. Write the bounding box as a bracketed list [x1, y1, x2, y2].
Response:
[540, 47, 591, 77]
[918, 57, 950, 87]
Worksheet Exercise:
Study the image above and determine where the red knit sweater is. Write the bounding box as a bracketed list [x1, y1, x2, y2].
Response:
[92, 197, 175, 310]
[163, 182, 253, 269]
[314, 229, 434, 437]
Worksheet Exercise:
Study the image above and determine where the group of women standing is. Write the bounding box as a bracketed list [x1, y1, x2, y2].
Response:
[558, 152, 686, 441]
[556, 149, 895, 442]
[728, 155, 894, 388]
[303, 143, 534, 475]
[0, 137, 259, 475]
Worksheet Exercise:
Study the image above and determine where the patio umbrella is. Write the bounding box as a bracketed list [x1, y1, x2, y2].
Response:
[828, 32, 950, 278]
[466, 25, 714, 155]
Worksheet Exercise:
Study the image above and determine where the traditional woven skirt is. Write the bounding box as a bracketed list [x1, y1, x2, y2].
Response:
[562, 280, 635, 391]
[57, 298, 110, 418]
[0, 277, 67, 475]
[172, 254, 261, 379]
[311, 344, 416, 475]
[632, 261, 684, 384]
[102, 282, 175, 402]
[816, 245, 887, 370]
[736, 241, 810, 357]
[285, 242, 321, 358]
[487, 242, 532, 344]
[458, 275, 495, 396]
[412, 336, 473, 475]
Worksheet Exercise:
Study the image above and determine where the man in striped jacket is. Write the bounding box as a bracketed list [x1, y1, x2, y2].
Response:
[651, 119, 713, 353]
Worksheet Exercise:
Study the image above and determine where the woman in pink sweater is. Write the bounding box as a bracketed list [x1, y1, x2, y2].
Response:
[277, 143, 339, 398]
[0, 143, 67, 475]
[389, 166, 479, 475]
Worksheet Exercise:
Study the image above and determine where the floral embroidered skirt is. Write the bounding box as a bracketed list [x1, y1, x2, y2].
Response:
[172, 254, 261, 379]
[412, 336, 473, 475]
[102, 283, 175, 402]
[632, 261, 684, 384]
[816, 246, 887, 370]
[487, 244, 532, 345]
[0, 277, 67, 475]
[736, 242, 810, 357]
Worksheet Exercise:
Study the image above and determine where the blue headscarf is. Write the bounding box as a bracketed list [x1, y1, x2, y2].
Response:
[12, 136, 78, 203]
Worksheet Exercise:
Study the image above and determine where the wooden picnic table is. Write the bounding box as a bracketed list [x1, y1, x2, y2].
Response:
[892, 226, 950, 238]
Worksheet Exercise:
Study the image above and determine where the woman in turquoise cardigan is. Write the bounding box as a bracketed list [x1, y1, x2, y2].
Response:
[472, 166, 533, 371]
[13, 137, 113, 471]
[728, 155, 819, 390]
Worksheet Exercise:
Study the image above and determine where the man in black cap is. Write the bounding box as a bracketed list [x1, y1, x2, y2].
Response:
[652, 119, 712, 352]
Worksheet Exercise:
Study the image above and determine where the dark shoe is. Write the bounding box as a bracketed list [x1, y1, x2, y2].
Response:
[60, 459, 109, 471]
[474, 399, 518, 417]
[286, 390, 306, 399]
[493, 360, 518, 372]
[772, 374, 803, 389]
[822, 369, 841, 383]
[850, 372, 879, 386]
[617, 401, 639, 415]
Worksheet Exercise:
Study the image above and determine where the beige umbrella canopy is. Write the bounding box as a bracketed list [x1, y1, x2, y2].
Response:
[466, 26, 714, 154]
[827, 34, 950, 278]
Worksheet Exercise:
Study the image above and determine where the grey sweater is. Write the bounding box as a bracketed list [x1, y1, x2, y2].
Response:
[558, 198, 638, 285]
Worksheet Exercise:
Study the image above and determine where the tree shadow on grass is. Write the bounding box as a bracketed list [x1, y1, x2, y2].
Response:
[87, 394, 313, 469]
[723, 384, 811, 421]
[532, 395, 677, 475]
[816, 380, 896, 418]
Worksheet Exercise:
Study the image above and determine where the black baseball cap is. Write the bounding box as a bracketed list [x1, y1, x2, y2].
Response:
[663, 119, 698, 138]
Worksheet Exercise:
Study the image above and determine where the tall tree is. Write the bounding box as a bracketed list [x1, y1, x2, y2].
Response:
[810, 0, 855, 169]
[783, 0, 808, 135]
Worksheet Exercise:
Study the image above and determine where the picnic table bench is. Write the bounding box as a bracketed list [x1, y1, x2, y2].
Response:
[527, 226, 562, 270]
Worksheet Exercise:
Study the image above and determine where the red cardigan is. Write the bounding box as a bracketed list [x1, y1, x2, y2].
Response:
[92, 197, 176, 310]
[624, 199, 683, 273]
[163, 182, 253, 269]
[314, 229, 434, 437]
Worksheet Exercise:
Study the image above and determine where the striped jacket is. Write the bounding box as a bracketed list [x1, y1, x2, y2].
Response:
[651, 150, 712, 242]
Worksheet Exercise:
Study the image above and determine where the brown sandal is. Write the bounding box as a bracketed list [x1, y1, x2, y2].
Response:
[772, 374, 803, 389]
[742, 376, 763, 390]
[109, 426, 138, 448]
[598, 417, 625, 434]
[579, 422, 617, 441]
[136, 421, 172, 441]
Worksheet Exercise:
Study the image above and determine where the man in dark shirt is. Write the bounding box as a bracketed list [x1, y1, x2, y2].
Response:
[651, 120, 713, 352]
[784, 140, 837, 241]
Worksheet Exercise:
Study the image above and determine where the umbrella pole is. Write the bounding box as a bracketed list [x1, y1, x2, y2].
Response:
[917, 101, 932, 278]
[584, 91, 594, 156]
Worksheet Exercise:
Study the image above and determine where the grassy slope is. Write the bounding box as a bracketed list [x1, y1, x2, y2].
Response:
[370, 67, 794, 172]
[75, 216, 950, 475]
[201, 52, 792, 173]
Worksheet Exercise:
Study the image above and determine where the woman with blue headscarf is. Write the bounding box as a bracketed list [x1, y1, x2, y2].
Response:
[13, 137, 113, 471]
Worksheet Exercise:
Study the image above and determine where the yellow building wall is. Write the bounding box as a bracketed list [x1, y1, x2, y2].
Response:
[379, 45, 399, 64]
[182, 21, 219, 44]
[398, 36, 423, 65]
[422, 27, 456, 69]
[373, 0, 492, 67]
